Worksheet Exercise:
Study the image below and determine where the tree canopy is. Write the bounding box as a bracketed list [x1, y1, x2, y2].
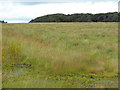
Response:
[29, 12, 119, 23]
[0, 20, 7, 23]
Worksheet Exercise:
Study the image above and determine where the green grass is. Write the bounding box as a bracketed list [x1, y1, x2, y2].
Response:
[2, 22, 118, 88]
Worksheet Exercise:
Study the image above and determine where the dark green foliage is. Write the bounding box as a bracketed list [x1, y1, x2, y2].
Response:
[92, 12, 118, 22]
[0, 20, 7, 23]
[29, 12, 119, 23]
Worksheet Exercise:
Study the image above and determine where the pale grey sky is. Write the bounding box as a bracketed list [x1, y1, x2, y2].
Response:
[0, 0, 118, 23]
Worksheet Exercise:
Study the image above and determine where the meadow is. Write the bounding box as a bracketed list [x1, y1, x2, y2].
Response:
[2, 23, 118, 88]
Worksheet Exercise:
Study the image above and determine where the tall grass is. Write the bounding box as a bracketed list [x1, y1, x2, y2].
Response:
[2, 23, 118, 88]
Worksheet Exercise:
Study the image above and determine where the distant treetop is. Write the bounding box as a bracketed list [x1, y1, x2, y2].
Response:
[29, 12, 119, 23]
[0, 20, 7, 23]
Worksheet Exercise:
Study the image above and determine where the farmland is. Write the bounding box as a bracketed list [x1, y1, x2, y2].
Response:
[2, 23, 118, 88]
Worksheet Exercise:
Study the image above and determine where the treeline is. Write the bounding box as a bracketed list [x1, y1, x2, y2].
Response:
[29, 12, 119, 22]
[0, 20, 7, 23]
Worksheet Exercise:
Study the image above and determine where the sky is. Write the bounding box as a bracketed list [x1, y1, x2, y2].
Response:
[0, 0, 119, 23]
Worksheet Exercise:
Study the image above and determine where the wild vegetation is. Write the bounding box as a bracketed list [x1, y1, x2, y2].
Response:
[0, 20, 7, 23]
[29, 12, 119, 22]
[2, 23, 118, 88]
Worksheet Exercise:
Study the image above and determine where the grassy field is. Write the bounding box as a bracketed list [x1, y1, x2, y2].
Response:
[2, 23, 118, 88]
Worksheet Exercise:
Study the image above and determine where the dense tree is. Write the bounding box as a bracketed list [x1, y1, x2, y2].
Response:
[0, 20, 7, 23]
[29, 12, 119, 23]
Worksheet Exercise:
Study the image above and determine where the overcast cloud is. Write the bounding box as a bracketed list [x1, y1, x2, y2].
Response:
[0, 0, 118, 23]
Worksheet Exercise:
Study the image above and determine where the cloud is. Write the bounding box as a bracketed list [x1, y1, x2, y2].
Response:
[0, 1, 118, 23]
[0, 0, 119, 3]
[7, 20, 28, 23]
